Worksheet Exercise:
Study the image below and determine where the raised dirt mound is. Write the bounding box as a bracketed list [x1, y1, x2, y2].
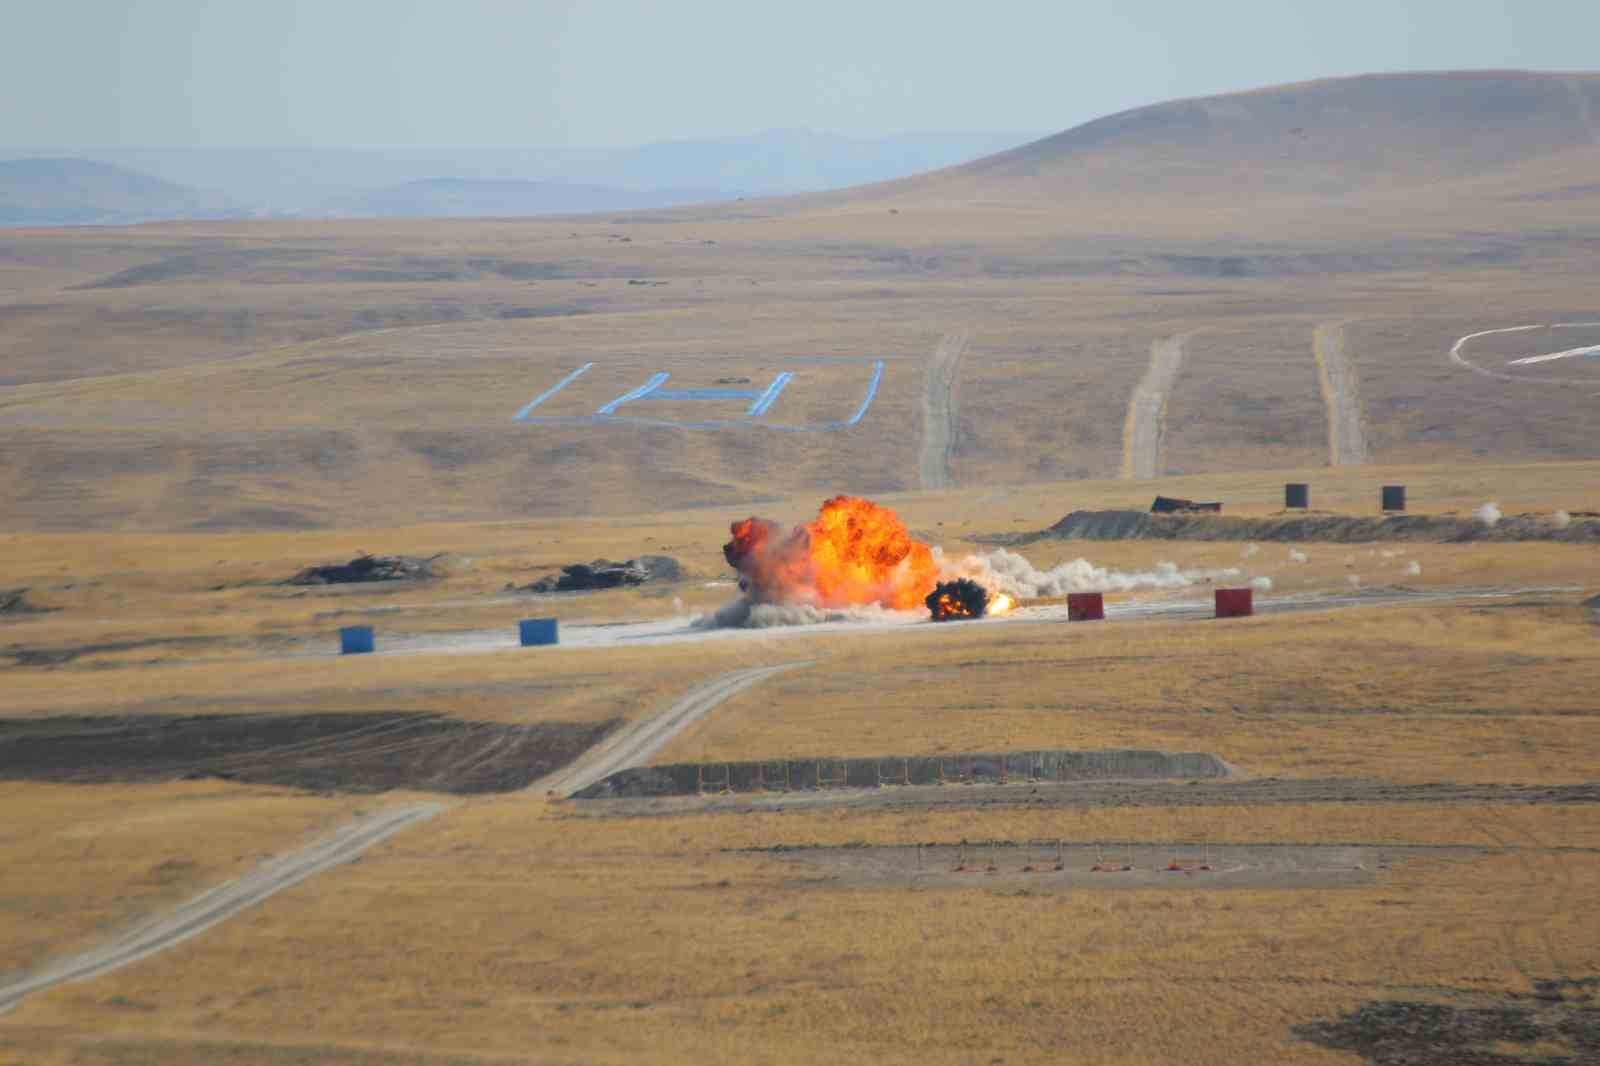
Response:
[0, 713, 618, 794]
[524, 554, 681, 593]
[289, 553, 464, 585]
[574, 748, 1227, 799]
[1010, 511, 1600, 544]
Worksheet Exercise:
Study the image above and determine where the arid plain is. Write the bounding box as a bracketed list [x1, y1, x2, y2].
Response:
[3, 71, 1600, 1064]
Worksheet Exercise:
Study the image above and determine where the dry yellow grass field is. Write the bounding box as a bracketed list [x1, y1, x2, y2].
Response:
[3, 796, 1598, 1066]
[0, 783, 371, 972]
[5, 71, 1600, 1064]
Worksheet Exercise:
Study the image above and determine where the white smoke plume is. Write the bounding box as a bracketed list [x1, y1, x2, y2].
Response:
[1476, 501, 1503, 527]
[937, 547, 1239, 598]
[1289, 548, 1309, 564]
[1250, 576, 1273, 592]
[1555, 510, 1573, 529]
[1403, 561, 1422, 577]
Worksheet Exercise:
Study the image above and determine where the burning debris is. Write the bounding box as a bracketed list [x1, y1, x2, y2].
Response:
[925, 578, 1013, 621]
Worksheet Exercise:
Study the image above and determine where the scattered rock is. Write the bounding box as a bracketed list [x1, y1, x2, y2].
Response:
[524, 555, 682, 594]
[0, 588, 53, 615]
[288, 553, 451, 585]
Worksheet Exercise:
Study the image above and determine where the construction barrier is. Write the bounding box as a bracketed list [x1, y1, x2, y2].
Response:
[519, 618, 559, 646]
[1067, 591, 1105, 621]
[1214, 588, 1254, 618]
[339, 625, 375, 655]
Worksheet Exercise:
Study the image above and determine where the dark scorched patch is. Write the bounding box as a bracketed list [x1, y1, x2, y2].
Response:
[1296, 981, 1600, 1065]
[0, 713, 617, 795]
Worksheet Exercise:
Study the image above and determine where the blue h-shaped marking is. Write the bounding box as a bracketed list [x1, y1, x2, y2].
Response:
[595, 372, 793, 418]
[596, 372, 669, 415]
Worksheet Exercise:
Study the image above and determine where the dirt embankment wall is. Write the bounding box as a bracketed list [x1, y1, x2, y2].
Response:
[573, 748, 1227, 799]
[1007, 510, 1600, 544]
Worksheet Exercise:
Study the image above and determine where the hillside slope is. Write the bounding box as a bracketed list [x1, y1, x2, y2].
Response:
[758, 70, 1600, 227]
[0, 158, 235, 226]
[2, 72, 1598, 531]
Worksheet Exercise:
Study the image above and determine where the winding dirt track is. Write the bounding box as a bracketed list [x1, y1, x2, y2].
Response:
[1120, 333, 1188, 480]
[538, 661, 813, 799]
[918, 332, 969, 490]
[0, 664, 812, 1011]
[0, 802, 448, 1015]
[1312, 320, 1369, 467]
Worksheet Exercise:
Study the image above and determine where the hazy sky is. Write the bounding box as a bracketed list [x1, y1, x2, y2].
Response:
[6, 0, 1599, 148]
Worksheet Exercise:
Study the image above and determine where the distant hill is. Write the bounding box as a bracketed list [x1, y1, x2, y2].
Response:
[318, 177, 733, 219]
[0, 158, 236, 226]
[0, 131, 1040, 214]
[820, 70, 1600, 207]
[569, 129, 1039, 194]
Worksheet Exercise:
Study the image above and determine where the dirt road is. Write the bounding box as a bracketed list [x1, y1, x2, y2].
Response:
[918, 332, 968, 490]
[538, 661, 812, 799]
[1119, 333, 1187, 480]
[1312, 320, 1369, 467]
[0, 802, 447, 1015]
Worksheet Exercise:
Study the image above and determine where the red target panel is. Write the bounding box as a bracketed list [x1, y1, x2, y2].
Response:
[1214, 588, 1254, 618]
[1067, 592, 1105, 621]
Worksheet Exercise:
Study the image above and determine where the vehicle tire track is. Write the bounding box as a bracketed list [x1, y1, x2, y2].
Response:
[919, 332, 969, 490]
[1312, 320, 1370, 467]
[1451, 322, 1600, 386]
[1119, 332, 1189, 480]
[0, 802, 448, 1015]
[538, 661, 813, 799]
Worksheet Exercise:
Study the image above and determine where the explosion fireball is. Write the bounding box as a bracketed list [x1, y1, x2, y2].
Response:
[710, 495, 1246, 629]
[723, 495, 939, 610]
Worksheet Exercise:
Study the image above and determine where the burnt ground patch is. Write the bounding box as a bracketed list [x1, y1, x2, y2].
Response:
[0, 713, 617, 794]
[1296, 981, 1600, 1064]
[2, 635, 222, 668]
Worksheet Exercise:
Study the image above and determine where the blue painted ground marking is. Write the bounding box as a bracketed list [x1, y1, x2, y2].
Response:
[651, 388, 760, 401]
[515, 358, 884, 432]
[746, 372, 793, 416]
[512, 362, 593, 420]
[844, 360, 884, 426]
[597, 372, 669, 415]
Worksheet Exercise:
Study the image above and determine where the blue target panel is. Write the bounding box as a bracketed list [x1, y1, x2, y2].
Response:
[519, 618, 559, 646]
[339, 625, 375, 655]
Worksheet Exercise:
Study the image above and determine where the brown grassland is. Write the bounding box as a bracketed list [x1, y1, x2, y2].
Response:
[3, 71, 1600, 1063]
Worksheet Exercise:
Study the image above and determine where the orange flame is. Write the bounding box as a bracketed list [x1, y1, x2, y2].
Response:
[724, 496, 938, 610]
